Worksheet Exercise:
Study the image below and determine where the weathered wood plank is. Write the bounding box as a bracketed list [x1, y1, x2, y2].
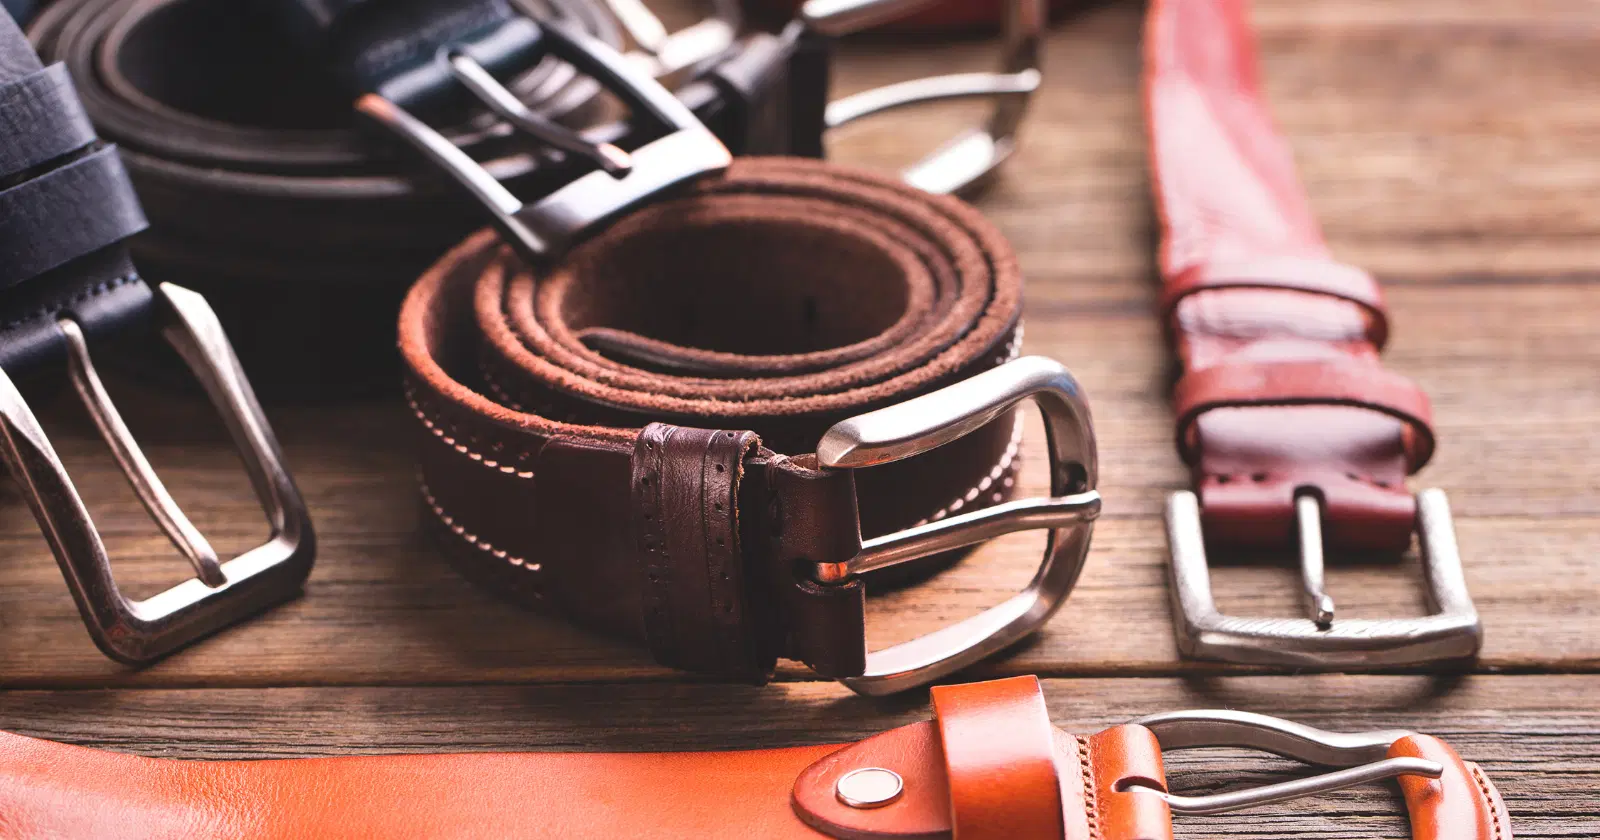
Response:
[0, 675, 1591, 836]
[0, 0, 1597, 686]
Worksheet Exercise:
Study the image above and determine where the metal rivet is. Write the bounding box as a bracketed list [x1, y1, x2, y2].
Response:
[835, 767, 903, 809]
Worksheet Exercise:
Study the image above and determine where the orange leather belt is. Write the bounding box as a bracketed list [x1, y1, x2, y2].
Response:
[400, 156, 1102, 693]
[0, 675, 1512, 838]
[1145, 0, 1482, 666]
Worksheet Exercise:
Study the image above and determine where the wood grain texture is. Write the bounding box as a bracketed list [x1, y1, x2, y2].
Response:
[0, 0, 1596, 831]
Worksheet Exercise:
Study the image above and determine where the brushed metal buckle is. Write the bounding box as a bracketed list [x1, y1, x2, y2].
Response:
[357, 19, 731, 263]
[1164, 488, 1482, 667]
[813, 356, 1100, 696]
[0, 283, 314, 664]
[1127, 710, 1444, 815]
[801, 0, 1043, 195]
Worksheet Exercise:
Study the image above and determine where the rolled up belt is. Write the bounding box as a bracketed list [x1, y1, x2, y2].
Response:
[0, 676, 1514, 838]
[26, 0, 810, 394]
[401, 155, 1102, 693]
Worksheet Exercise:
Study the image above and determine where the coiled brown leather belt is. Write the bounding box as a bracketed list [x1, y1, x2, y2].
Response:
[0, 676, 1514, 838]
[26, 0, 800, 392]
[401, 156, 1100, 693]
[29, 0, 1041, 394]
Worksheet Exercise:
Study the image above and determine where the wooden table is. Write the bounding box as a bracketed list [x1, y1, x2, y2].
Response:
[2, 0, 1596, 834]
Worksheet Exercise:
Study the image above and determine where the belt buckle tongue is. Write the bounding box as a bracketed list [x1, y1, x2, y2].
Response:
[0, 283, 313, 664]
[357, 19, 732, 263]
[1164, 488, 1482, 667]
[812, 356, 1100, 696]
[801, 0, 1043, 195]
[1127, 710, 1443, 816]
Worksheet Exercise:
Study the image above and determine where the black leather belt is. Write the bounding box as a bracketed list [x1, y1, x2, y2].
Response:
[0, 6, 315, 663]
[28, 0, 825, 395]
[28, 0, 1042, 396]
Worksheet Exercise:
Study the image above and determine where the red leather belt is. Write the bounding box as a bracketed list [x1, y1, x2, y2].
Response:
[1144, 0, 1482, 666]
[401, 155, 1101, 693]
[0, 676, 1513, 838]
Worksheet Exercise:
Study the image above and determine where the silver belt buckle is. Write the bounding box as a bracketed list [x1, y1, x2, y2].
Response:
[0, 284, 314, 664]
[802, 0, 1043, 195]
[812, 356, 1100, 696]
[1128, 710, 1445, 815]
[1164, 489, 1482, 667]
[358, 19, 732, 262]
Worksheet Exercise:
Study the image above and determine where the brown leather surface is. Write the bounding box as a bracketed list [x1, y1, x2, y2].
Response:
[1391, 735, 1516, 840]
[1144, 0, 1436, 551]
[399, 157, 1025, 682]
[930, 676, 1065, 839]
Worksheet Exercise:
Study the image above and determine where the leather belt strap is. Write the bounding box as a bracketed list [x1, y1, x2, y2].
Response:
[0, 676, 1511, 838]
[0, 5, 315, 663]
[1144, 0, 1482, 667]
[400, 156, 1030, 684]
[27, 0, 822, 394]
[930, 677, 1066, 838]
[1146, 0, 1433, 552]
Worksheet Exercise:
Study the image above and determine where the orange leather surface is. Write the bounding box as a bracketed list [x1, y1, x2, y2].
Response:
[930, 676, 1064, 839]
[0, 728, 842, 839]
[1391, 735, 1515, 840]
[1144, 0, 1432, 551]
[0, 678, 1511, 839]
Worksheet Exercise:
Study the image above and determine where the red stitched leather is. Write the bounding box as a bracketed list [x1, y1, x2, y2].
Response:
[930, 676, 1065, 840]
[1144, 0, 1436, 551]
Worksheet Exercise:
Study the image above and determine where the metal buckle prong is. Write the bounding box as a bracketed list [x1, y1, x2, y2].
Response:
[358, 21, 731, 263]
[58, 319, 226, 588]
[1126, 709, 1445, 816]
[446, 54, 633, 177]
[1295, 492, 1335, 628]
[814, 356, 1099, 695]
[0, 283, 314, 664]
[802, 0, 1043, 195]
[1164, 487, 1482, 667]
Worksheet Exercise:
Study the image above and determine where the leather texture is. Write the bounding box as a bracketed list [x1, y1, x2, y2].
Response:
[26, 0, 827, 394]
[1144, 0, 1435, 551]
[0, 674, 1512, 838]
[930, 676, 1065, 839]
[1391, 735, 1516, 840]
[0, 6, 157, 372]
[399, 156, 1026, 682]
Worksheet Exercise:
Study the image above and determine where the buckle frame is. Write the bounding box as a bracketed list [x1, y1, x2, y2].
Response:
[1164, 488, 1482, 667]
[801, 0, 1043, 195]
[357, 20, 732, 263]
[1128, 709, 1445, 815]
[814, 356, 1100, 696]
[0, 283, 314, 664]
